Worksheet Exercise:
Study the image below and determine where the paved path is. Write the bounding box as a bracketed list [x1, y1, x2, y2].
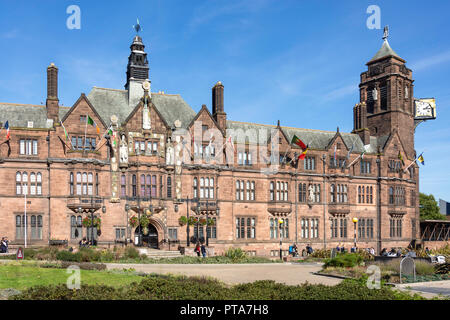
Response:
[105, 262, 342, 286]
[396, 280, 450, 298]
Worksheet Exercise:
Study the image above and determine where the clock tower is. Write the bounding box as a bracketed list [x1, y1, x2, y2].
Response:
[354, 27, 415, 158]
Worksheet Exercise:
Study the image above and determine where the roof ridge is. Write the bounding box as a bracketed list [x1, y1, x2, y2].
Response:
[0, 102, 45, 108]
[92, 86, 127, 92]
[152, 92, 181, 97]
[227, 120, 351, 134]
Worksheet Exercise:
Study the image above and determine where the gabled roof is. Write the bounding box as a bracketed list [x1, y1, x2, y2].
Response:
[87, 87, 196, 128]
[187, 104, 224, 135]
[368, 39, 404, 64]
[61, 94, 108, 129]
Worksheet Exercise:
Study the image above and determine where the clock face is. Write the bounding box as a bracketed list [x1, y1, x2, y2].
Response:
[416, 101, 432, 116]
[415, 99, 436, 119]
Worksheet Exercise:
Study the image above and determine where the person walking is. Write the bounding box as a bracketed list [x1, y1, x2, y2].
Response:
[0, 237, 6, 253]
[200, 243, 206, 258]
[195, 242, 201, 257]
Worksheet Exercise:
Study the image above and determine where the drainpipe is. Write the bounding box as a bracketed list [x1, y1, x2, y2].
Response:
[376, 157, 382, 254]
[322, 154, 327, 249]
[47, 132, 51, 242]
[294, 167, 298, 243]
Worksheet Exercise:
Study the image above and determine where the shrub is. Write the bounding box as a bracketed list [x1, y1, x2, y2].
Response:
[56, 250, 80, 262]
[78, 247, 101, 262]
[100, 250, 115, 262]
[124, 247, 140, 259]
[310, 249, 331, 258]
[414, 261, 435, 275]
[324, 253, 364, 268]
[225, 247, 247, 261]
[12, 276, 422, 300]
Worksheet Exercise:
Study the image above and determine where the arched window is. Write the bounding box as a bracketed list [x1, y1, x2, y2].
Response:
[82, 173, 88, 195]
[88, 173, 93, 196]
[270, 182, 274, 201]
[389, 187, 394, 204]
[193, 178, 198, 199]
[76, 172, 82, 195]
[22, 172, 28, 195]
[70, 173, 74, 195]
[30, 173, 36, 195]
[120, 174, 126, 197]
[167, 176, 172, 198]
[330, 184, 335, 203]
[140, 174, 145, 197]
[16, 172, 22, 195]
[132, 174, 137, 197]
[151, 175, 157, 197]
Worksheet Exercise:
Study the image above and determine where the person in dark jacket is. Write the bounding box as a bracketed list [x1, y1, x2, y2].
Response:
[0, 237, 6, 253]
[200, 244, 207, 258]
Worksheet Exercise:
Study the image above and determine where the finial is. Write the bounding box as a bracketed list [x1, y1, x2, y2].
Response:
[133, 18, 142, 34]
[337, 126, 340, 133]
[277, 120, 280, 127]
[382, 25, 389, 41]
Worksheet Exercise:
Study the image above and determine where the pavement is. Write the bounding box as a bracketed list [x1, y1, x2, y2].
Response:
[105, 262, 343, 286]
[395, 280, 450, 298]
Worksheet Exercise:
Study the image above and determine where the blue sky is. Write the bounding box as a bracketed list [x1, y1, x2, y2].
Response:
[0, 0, 449, 201]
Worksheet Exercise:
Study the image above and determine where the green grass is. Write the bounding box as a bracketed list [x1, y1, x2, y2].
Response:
[0, 262, 143, 291]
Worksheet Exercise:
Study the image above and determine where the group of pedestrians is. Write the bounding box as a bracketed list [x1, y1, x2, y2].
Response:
[194, 242, 207, 257]
[0, 237, 8, 253]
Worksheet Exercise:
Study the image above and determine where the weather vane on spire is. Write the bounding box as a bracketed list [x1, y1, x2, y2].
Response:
[383, 25, 389, 41]
[133, 18, 142, 34]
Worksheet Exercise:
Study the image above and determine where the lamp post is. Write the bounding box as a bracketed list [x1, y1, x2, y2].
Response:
[352, 217, 358, 251]
[125, 203, 130, 246]
[279, 218, 284, 260]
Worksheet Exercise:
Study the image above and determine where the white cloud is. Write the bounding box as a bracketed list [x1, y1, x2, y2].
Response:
[410, 50, 450, 71]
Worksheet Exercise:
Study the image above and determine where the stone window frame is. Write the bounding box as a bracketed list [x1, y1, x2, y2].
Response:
[269, 217, 289, 240]
[236, 216, 256, 240]
[300, 217, 319, 239]
[18, 138, 38, 156]
[16, 171, 42, 196]
[269, 180, 289, 202]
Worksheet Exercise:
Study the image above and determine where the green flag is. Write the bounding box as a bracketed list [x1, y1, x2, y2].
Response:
[87, 115, 94, 126]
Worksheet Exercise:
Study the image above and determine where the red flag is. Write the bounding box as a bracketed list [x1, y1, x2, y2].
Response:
[291, 135, 307, 150]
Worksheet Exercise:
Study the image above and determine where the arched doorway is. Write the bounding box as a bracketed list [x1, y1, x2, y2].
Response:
[135, 224, 158, 248]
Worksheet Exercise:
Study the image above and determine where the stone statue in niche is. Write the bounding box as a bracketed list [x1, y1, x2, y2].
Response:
[166, 137, 174, 165]
[372, 87, 378, 101]
[120, 134, 128, 164]
[405, 86, 409, 99]
[308, 185, 315, 202]
[143, 103, 151, 130]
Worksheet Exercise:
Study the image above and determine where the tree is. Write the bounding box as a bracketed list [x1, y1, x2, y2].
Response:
[419, 193, 445, 220]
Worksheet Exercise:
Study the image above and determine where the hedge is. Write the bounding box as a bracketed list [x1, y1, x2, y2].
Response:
[12, 275, 423, 300]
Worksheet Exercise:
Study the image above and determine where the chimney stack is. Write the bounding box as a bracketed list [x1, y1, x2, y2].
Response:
[212, 81, 226, 131]
[46, 63, 59, 125]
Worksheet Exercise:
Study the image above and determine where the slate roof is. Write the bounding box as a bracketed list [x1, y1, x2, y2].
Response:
[226, 120, 382, 153]
[369, 39, 402, 62]
[86, 87, 196, 128]
[0, 103, 52, 128]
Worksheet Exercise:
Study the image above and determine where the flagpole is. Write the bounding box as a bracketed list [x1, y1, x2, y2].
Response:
[403, 153, 422, 173]
[83, 114, 88, 154]
[24, 190, 27, 248]
[347, 154, 362, 169]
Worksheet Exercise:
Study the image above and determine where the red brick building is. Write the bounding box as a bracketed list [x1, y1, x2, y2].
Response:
[0, 32, 422, 255]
